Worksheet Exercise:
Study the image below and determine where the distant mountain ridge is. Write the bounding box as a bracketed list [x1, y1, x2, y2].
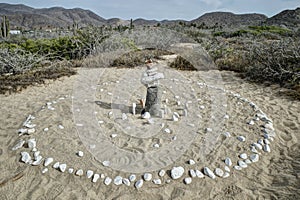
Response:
[0, 3, 299, 30]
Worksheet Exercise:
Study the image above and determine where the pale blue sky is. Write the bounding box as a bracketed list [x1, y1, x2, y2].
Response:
[3, 0, 300, 20]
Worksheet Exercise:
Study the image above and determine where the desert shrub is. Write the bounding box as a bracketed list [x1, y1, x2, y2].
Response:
[0, 61, 76, 94]
[168, 56, 197, 71]
[110, 49, 173, 68]
[246, 38, 300, 87]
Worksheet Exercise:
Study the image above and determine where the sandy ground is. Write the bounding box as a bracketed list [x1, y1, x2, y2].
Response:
[0, 61, 299, 199]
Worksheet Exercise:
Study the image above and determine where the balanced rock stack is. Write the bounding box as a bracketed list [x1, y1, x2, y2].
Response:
[141, 63, 164, 117]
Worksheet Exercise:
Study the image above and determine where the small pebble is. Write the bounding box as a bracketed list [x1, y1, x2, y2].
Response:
[75, 169, 84, 176]
[104, 177, 112, 185]
[114, 176, 123, 185]
[224, 166, 230, 172]
[159, 170, 166, 177]
[102, 160, 110, 167]
[195, 170, 204, 178]
[68, 168, 74, 174]
[263, 144, 271, 153]
[123, 178, 131, 186]
[184, 177, 192, 184]
[223, 172, 230, 178]
[153, 179, 162, 185]
[59, 164, 67, 172]
[129, 174, 136, 182]
[77, 151, 84, 157]
[225, 157, 232, 166]
[204, 167, 216, 179]
[215, 168, 224, 177]
[238, 160, 247, 168]
[188, 159, 196, 165]
[42, 168, 48, 174]
[92, 174, 100, 183]
[240, 153, 248, 159]
[58, 125, 64, 129]
[250, 154, 259, 163]
[86, 170, 94, 179]
[234, 166, 242, 170]
[53, 162, 60, 169]
[171, 166, 185, 180]
[143, 173, 152, 181]
[135, 179, 144, 189]
[237, 136, 246, 142]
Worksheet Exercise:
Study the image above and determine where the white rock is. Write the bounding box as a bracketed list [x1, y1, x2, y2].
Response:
[42, 168, 48, 174]
[189, 169, 197, 178]
[240, 153, 248, 159]
[206, 128, 212, 132]
[184, 177, 192, 184]
[153, 179, 162, 185]
[75, 169, 84, 176]
[32, 147, 37, 152]
[111, 134, 118, 138]
[148, 118, 155, 124]
[104, 177, 112, 185]
[27, 128, 36, 134]
[171, 166, 185, 179]
[188, 159, 196, 165]
[215, 168, 224, 177]
[224, 166, 230, 172]
[264, 139, 270, 145]
[223, 132, 231, 137]
[102, 160, 110, 167]
[114, 176, 123, 185]
[86, 170, 94, 179]
[237, 136, 246, 142]
[238, 160, 247, 168]
[143, 173, 152, 181]
[172, 114, 179, 122]
[171, 136, 177, 141]
[224, 114, 230, 119]
[135, 179, 144, 189]
[20, 152, 32, 164]
[12, 139, 25, 151]
[263, 144, 271, 152]
[250, 146, 259, 154]
[122, 113, 128, 120]
[58, 125, 64, 129]
[132, 103, 136, 115]
[225, 157, 232, 166]
[53, 162, 60, 169]
[253, 143, 263, 150]
[92, 174, 100, 183]
[59, 164, 67, 172]
[142, 112, 151, 119]
[129, 174, 136, 182]
[258, 139, 264, 146]
[43, 128, 49, 132]
[44, 158, 54, 167]
[33, 151, 40, 159]
[234, 166, 242, 170]
[248, 120, 255, 125]
[164, 128, 171, 134]
[123, 178, 130, 186]
[159, 170, 166, 177]
[204, 167, 216, 179]
[68, 168, 74, 174]
[27, 138, 36, 149]
[200, 105, 205, 109]
[195, 170, 204, 178]
[32, 156, 43, 166]
[153, 143, 160, 148]
[245, 159, 252, 164]
[77, 151, 84, 157]
[223, 172, 230, 178]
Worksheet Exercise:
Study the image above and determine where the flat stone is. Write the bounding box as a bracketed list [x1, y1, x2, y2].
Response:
[250, 154, 259, 163]
[240, 153, 248, 159]
[135, 179, 144, 189]
[225, 157, 232, 166]
[59, 164, 67, 172]
[237, 136, 246, 142]
[263, 144, 271, 153]
[171, 166, 185, 180]
[143, 173, 152, 181]
[53, 162, 60, 169]
[77, 151, 84, 157]
[102, 160, 110, 167]
[253, 143, 263, 150]
[114, 176, 123, 185]
[204, 167, 216, 179]
[223, 172, 230, 178]
[68, 168, 74, 174]
[86, 170, 94, 179]
[123, 178, 131, 186]
[224, 166, 230, 172]
[245, 159, 252, 164]
[75, 169, 84, 176]
[159, 170, 166, 177]
[215, 168, 224, 177]
[189, 169, 197, 178]
[42, 168, 48, 174]
[21, 152, 32, 164]
[153, 179, 162, 185]
[188, 159, 196, 165]
[12, 139, 25, 151]
[234, 166, 242, 170]
[238, 160, 247, 168]
[195, 170, 204, 178]
[129, 174, 136, 182]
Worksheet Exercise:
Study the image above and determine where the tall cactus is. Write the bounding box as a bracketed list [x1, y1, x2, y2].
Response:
[1, 16, 9, 38]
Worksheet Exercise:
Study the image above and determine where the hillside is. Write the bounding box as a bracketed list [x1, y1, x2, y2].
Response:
[0, 3, 106, 29]
[266, 7, 300, 29]
[191, 12, 267, 27]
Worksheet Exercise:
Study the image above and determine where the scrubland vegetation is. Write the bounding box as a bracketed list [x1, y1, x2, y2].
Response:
[0, 22, 299, 99]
